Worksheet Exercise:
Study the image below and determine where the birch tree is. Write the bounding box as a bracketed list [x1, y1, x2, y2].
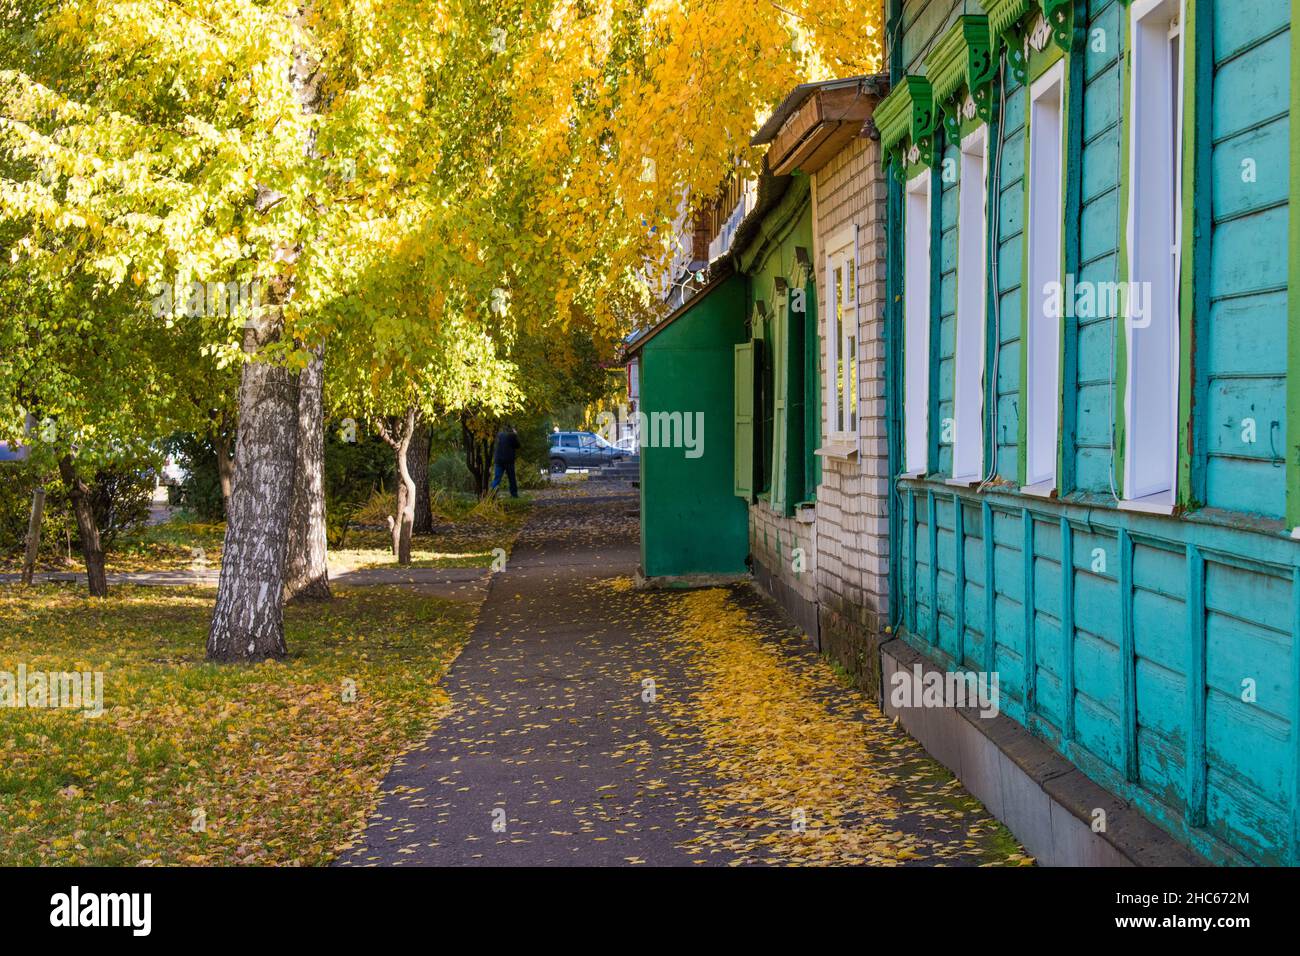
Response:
[1, 0, 883, 652]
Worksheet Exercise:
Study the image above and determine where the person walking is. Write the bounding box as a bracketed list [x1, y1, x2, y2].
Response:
[490, 423, 522, 498]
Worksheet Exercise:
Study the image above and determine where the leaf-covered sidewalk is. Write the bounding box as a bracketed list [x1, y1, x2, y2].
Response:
[338, 490, 1027, 866]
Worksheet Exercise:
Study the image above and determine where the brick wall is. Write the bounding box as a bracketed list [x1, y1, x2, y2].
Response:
[811, 134, 891, 697]
[748, 502, 817, 639]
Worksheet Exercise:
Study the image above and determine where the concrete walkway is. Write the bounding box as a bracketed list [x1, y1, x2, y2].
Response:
[337, 489, 1024, 867]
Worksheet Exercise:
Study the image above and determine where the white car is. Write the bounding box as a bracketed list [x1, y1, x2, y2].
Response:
[160, 455, 187, 486]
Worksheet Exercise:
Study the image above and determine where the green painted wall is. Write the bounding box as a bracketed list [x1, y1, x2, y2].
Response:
[737, 174, 815, 513]
[639, 272, 750, 577]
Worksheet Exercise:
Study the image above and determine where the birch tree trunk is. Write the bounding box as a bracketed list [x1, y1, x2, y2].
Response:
[207, 26, 323, 661]
[284, 345, 330, 601]
[206, 319, 300, 660]
[57, 456, 107, 597]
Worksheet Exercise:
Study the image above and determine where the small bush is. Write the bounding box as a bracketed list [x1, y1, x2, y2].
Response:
[514, 458, 549, 490]
[0, 466, 73, 556]
[468, 494, 509, 524]
[86, 467, 155, 548]
[0, 461, 152, 559]
[353, 489, 395, 528]
[429, 453, 475, 493]
[170, 434, 227, 521]
[324, 429, 393, 548]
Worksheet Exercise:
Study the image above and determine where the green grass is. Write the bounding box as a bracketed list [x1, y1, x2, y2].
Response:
[4, 494, 534, 576]
[0, 584, 477, 865]
[108, 518, 227, 572]
[330, 496, 530, 571]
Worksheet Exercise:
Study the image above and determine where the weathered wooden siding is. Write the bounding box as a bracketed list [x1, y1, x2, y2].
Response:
[1074, 0, 1124, 492]
[889, 0, 1300, 866]
[898, 482, 1296, 864]
[938, 141, 960, 476]
[1204, 0, 1290, 517]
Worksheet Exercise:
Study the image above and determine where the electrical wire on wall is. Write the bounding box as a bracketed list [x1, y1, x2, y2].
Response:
[976, 48, 1009, 494]
[1106, 42, 1125, 505]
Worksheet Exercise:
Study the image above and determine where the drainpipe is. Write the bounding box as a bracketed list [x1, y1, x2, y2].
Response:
[885, 0, 906, 636]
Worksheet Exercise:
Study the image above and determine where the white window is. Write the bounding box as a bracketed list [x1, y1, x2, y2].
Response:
[1123, 0, 1183, 510]
[904, 172, 932, 476]
[824, 226, 859, 445]
[1024, 61, 1065, 492]
[952, 126, 989, 483]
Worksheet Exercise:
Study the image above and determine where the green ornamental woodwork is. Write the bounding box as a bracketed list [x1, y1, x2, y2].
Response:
[1041, 0, 1083, 51]
[876, 75, 938, 182]
[924, 15, 996, 141]
[977, 0, 1079, 85]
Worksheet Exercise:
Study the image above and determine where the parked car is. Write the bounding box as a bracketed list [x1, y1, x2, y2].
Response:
[548, 431, 625, 473]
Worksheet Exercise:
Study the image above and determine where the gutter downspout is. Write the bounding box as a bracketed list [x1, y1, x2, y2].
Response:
[885, 0, 906, 638]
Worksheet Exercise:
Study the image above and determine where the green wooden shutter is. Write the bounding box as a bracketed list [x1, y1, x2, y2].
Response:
[771, 304, 789, 513]
[803, 279, 821, 494]
[734, 342, 754, 499]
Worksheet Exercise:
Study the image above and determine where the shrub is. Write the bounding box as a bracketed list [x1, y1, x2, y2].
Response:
[514, 458, 549, 490]
[0, 461, 152, 558]
[324, 429, 393, 548]
[429, 452, 475, 493]
[85, 466, 154, 548]
[353, 489, 395, 528]
[0, 465, 73, 556]
[170, 434, 226, 521]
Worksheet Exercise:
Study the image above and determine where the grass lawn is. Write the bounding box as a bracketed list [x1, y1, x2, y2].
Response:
[0, 584, 478, 865]
[2, 491, 534, 576]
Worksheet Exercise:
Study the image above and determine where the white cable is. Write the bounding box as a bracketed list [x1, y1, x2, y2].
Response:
[977, 50, 1009, 493]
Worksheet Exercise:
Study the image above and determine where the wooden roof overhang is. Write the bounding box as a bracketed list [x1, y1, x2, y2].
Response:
[755, 75, 888, 177]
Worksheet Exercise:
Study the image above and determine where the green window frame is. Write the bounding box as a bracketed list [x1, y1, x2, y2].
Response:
[733, 341, 755, 500]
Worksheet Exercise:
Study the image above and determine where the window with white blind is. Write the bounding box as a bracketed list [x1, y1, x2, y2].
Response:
[1024, 60, 1065, 492]
[824, 226, 859, 446]
[952, 126, 989, 483]
[904, 172, 932, 476]
[1123, 0, 1183, 509]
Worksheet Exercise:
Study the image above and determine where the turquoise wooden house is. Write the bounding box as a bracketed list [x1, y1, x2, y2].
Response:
[880, 0, 1300, 864]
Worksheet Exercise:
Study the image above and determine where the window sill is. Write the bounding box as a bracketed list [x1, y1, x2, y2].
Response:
[795, 503, 816, 524]
[1118, 492, 1175, 515]
[1020, 480, 1057, 499]
[816, 440, 858, 461]
[946, 475, 982, 488]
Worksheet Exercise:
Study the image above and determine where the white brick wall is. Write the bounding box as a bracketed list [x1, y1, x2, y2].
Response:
[812, 134, 891, 635]
[748, 502, 816, 606]
[741, 129, 892, 693]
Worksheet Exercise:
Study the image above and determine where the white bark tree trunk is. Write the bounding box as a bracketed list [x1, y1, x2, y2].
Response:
[207, 18, 323, 660]
[284, 345, 330, 601]
[206, 316, 300, 660]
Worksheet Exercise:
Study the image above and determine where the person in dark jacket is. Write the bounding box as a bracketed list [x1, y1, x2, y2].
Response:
[490, 424, 522, 498]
